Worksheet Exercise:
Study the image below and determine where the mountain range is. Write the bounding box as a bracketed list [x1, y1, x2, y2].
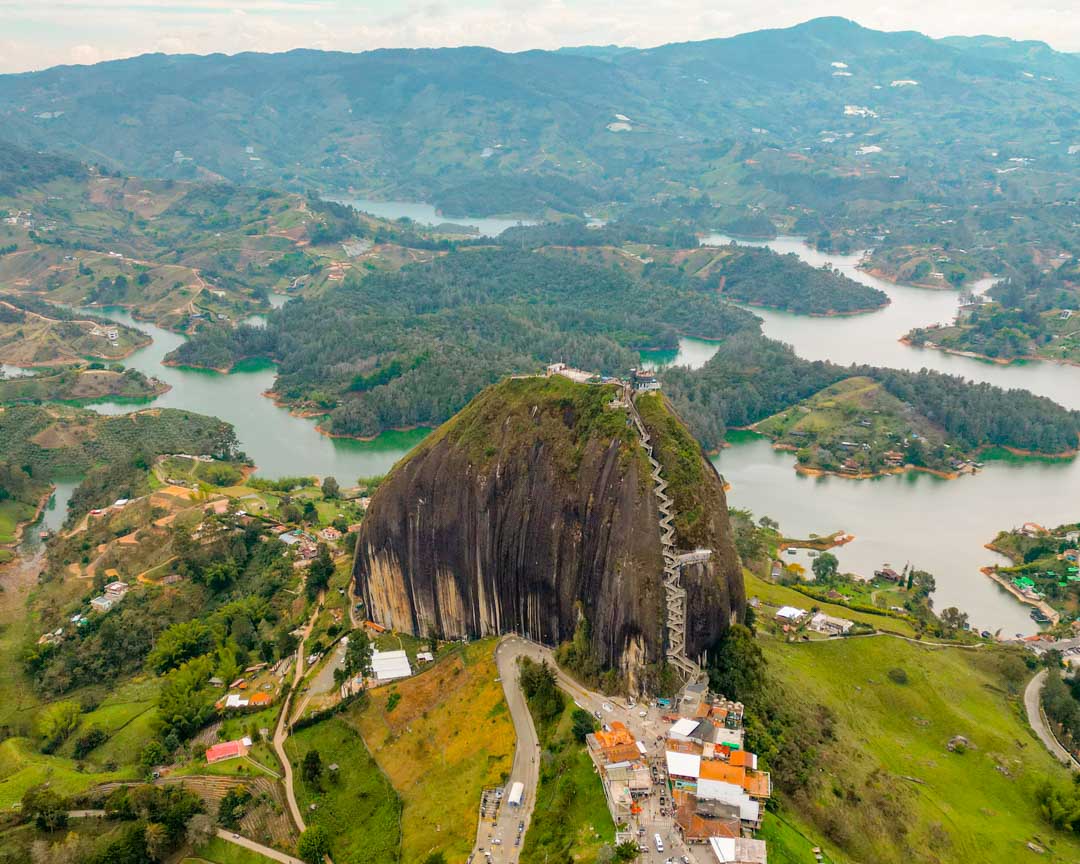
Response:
[1, 17, 1077, 216]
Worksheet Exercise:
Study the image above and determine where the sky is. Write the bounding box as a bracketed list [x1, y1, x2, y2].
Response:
[0, 0, 1076, 74]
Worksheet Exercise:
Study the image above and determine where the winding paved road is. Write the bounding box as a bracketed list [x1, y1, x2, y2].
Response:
[273, 594, 324, 835]
[470, 637, 542, 863]
[215, 828, 306, 864]
[1024, 669, 1080, 770]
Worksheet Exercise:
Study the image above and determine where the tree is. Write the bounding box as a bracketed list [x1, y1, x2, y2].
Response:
[157, 655, 217, 740]
[344, 630, 373, 681]
[422, 854, 447, 864]
[939, 607, 969, 636]
[706, 624, 766, 702]
[321, 476, 340, 499]
[811, 552, 839, 585]
[34, 701, 81, 753]
[297, 825, 332, 863]
[22, 787, 68, 832]
[571, 708, 596, 742]
[185, 813, 215, 849]
[306, 544, 334, 599]
[144, 823, 168, 861]
[301, 749, 323, 787]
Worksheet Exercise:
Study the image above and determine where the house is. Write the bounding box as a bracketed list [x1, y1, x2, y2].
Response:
[249, 692, 272, 707]
[90, 595, 115, 613]
[279, 532, 302, 547]
[416, 651, 434, 663]
[224, 694, 249, 709]
[808, 612, 854, 636]
[708, 836, 769, 864]
[104, 580, 130, 600]
[370, 649, 412, 682]
[774, 606, 807, 624]
[320, 526, 342, 542]
[205, 737, 251, 764]
[673, 791, 742, 843]
[630, 368, 661, 392]
[874, 567, 901, 582]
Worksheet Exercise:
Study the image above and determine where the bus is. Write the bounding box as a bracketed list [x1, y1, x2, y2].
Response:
[654, 834, 664, 853]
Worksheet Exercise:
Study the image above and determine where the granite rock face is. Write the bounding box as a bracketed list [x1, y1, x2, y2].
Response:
[353, 377, 743, 685]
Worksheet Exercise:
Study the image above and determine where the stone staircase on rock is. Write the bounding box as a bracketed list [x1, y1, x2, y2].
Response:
[627, 391, 708, 683]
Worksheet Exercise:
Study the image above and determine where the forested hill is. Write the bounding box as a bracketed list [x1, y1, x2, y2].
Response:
[166, 248, 759, 438]
[661, 333, 1080, 455]
[1, 18, 1077, 215]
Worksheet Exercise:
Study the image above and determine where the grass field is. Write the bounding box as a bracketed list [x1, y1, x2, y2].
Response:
[745, 571, 918, 637]
[0, 498, 35, 545]
[520, 698, 615, 864]
[762, 634, 1080, 863]
[345, 639, 516, 864]
[187, 836, 281, 864]
[0, 736, 134, 808]
[285, 716, 401, 864]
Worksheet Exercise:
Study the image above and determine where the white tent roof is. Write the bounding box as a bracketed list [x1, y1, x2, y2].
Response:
[775, 605, 806, 620]
[371, 649, 412, 681]
[670, 717, 700, 737]
[665, 750, 701, 779]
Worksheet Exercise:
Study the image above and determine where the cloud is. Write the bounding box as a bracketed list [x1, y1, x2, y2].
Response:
[0, 0, 1078, 74]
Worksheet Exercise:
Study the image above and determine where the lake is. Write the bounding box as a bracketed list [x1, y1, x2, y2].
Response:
[698, 234, 1080, 410]
[328, 197, 536, 237]
[80, 307, 427, 481]
[64, 231, 1078, 633]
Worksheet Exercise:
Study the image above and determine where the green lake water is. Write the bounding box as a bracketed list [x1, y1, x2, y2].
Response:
[61, 231, 1080, 633]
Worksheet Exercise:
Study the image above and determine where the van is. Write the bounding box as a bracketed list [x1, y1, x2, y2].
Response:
[654, 833, 664, 853]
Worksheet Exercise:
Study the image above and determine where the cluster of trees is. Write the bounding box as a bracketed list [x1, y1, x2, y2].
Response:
[661, 332, 1080, 454]
[0, 405, 243, 523]
[432, 173, 594, 218]
[20, 783, 204, 864]
[713, 248, 888, 314]
[168, 248, 759, 438]
[0, 141, 84, 196]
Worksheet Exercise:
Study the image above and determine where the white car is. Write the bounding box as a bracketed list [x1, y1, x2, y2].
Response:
[638, 710, 647, 717]
[601, 702, 613, 712]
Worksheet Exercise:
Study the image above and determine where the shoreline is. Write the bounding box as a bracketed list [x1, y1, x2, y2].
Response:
[765, 438, 967, 481]
[981, 565, 1060, 626]
[859, 265, 957, 292]
[736, 298, 890, 318]
[901, 336, 1080, 371]
[1, 486, 54, 560]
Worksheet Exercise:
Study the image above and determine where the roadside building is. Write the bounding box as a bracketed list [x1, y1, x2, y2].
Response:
[774, 606, 807, 624]
[808, 612, 854, 636]
[90, 595, 115, 613]
[370, 649, 412, 683]
[205, 737, 251, 764]
[673, 791, 742, 843]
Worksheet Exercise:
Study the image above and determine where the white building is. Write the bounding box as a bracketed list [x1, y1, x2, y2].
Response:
[370, 649, 412, 682]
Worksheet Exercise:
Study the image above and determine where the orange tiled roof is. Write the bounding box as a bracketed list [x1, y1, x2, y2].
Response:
[594, 721, 635, 749]
[729, 750, 755, 768]
[602, 743, 642, 764]
[699, 760, 745, 786]
[666, 739, 703, 756]
[744, 769, 771, 798]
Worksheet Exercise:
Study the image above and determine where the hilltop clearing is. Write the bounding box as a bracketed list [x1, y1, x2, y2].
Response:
[0, 295, 148, 365]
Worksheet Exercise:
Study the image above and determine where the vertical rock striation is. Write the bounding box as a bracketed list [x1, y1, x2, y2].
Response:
[354, 376, 743, 684]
